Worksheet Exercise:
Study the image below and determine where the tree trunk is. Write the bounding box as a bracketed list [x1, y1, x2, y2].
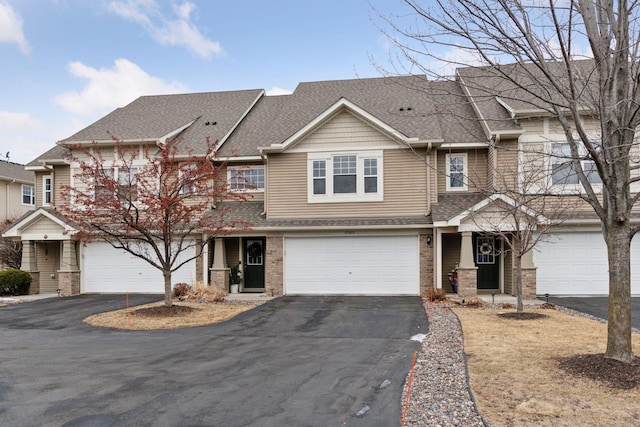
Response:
[163, 270, 173, 307]
[514, 253, 524, 313]
[604, 223, 634, 362]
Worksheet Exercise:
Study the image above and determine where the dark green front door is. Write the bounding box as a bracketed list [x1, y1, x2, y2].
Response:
[473, 234, 500, 290]
[243, 238, 265, 291]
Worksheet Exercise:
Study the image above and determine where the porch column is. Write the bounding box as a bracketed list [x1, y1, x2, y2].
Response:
[457, 231, 478, 298]
[209, 238, 229, 292]
[21, 240, 40, 295]
[58, 240, 80, 296]
[520, 249, 538, 300]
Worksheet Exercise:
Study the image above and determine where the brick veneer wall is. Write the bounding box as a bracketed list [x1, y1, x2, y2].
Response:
[456, 267, 478, 298]
[520, 267, 537, 299]
[420, 233, 434, 294]
[58, 271, 80, 296]
[210, 268, 229, 292]
[265, 236, 283, 296]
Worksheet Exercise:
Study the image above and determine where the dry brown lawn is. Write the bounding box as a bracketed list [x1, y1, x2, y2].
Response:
[454, 307, 640, 427]
[84, 301, 253, 330]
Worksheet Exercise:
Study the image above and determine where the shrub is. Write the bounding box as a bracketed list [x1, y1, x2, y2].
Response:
[172, 282, 192, 299]
[0, 269, 32, 296]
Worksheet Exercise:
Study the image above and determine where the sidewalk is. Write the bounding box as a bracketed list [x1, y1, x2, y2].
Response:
[0, 293, 58, 305]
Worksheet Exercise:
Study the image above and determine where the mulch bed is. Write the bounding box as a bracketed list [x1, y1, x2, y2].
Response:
[132, 305, 199, 317]
[558, 354, 640, 389]
[498, 312, 548, 320]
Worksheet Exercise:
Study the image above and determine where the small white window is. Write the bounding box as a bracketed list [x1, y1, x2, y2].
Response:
[312, 160, 326, 195]
[180, 163, 197, 195]
[446, 153, 467, 191]
[228, 166, 265, 192]
[22, 185, 35, 206]
[43, 175, 52, 205]
[117, 167, 138, 201]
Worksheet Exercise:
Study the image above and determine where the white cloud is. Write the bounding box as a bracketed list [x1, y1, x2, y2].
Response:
[107, 0, 223, 59]
[266, 87, 293, 96]
[0, 1, 31, 54]
[0, 110, 40, 130]
[54, 58, 188, 116]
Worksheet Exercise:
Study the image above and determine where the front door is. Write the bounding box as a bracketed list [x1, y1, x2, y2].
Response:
[474, 234, 500, 290]
[243, 238, 265, 291]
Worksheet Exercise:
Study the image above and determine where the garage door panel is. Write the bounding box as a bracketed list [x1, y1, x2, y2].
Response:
[82, 242, 196, 293]
[284, 236, 419, 295]
[535, 232, 640, 295]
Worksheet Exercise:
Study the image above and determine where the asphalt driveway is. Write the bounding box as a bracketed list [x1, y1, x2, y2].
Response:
[548, 296, 640, 330]
[0, 295, 428, 427]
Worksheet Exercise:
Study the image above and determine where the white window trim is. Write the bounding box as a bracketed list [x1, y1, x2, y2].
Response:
[227, 165, 265, 193]
[445, 153, 468, 192]
[21, 184, 35, 206]
[43, 175, 53, 205]
[307, 150, 384, 203]
[548, 142, 603, 194]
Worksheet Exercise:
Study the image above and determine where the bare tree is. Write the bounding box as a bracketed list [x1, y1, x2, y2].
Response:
[0, 219, 22, 269]
[379, 0, 640, 362]
[60, 138, 250, 306]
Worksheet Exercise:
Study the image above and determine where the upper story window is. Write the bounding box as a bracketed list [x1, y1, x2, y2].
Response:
[228, 166, 265, 192]
[94, 167, 139, 201]
[446, 153, 468, 191]
[22, 185, 35, 206]
[550, 143, 602, 186]
[180, 163, 197, 195]
[307, 151, 383, 203]
[117, 167, 138, 201]
[43, 175, 52, 205]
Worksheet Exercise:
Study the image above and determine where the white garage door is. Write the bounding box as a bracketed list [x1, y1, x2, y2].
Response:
[82, 242, 197, 293]
[284, 235, 419, 295]
[534, 232, 640, 295]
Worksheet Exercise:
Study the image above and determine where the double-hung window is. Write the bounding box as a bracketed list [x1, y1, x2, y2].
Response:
[22, 185, 35, 206]
[43, 175, 52, 205]
[550, 143, 601, 187]
[308, 151, 383, 202]
[228, 166, 265, 192]
[118, 167, 138, 201]
[180, 163, 198, 195]
[446, 153, 467, 191]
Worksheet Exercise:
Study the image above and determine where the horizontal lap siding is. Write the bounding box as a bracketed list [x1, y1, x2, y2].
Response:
[437, 149, 488, 193]
[267, 150, 428, 218]
[297, 111, 393, 149]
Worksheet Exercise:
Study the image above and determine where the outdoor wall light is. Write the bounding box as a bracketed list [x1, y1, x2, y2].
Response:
[426, 235, 432, 245]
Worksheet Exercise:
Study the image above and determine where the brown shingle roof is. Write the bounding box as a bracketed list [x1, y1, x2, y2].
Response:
[60, 89, 264, 150]
[215, 201, 432, 229]
[0, 160, 34, 183]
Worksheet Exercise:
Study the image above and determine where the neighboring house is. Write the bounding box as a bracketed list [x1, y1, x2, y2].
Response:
[3, 68, 639, 297]
[0, 160, 35, 224]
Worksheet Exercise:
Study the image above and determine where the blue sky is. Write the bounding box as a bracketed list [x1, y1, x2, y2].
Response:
[0, 0, 410, 164]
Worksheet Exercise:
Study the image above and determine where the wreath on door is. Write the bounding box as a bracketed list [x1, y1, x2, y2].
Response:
[479, 241, 493, 255]
[248, 242, 262, 258]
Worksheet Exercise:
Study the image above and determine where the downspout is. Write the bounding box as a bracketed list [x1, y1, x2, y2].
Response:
[426, 142, 432, 215]
[492, 135, 499, 191]
[260, 151, 268, 217]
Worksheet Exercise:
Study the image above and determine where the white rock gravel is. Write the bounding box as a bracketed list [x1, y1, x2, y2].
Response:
[402, 303, 487, 427]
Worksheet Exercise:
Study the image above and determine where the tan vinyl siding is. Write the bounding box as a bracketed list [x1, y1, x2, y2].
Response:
[267, 149, 429, 219]
[0, 182, 32, 222]
[28, 217, 65, 234]
[442, 233, 461, 293]
[54, 166, 69, 206]
[504, 247, 513, 295]
[494, 138, 519, 191]
[437, 149, 488, 193]
[294, 110, 396, 151]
